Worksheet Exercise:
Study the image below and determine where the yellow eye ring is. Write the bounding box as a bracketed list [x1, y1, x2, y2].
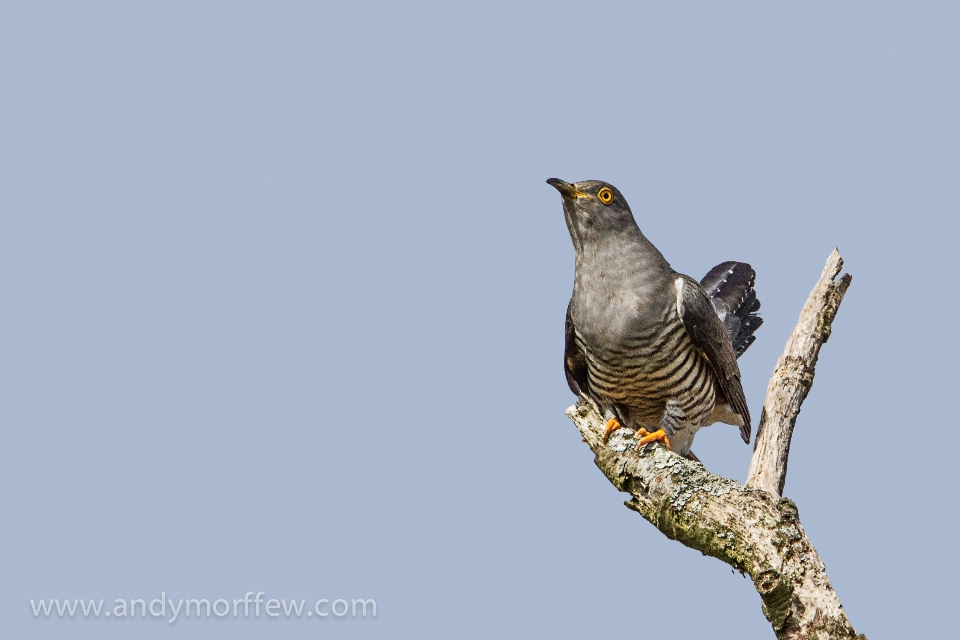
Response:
[597, 187, 613, 204]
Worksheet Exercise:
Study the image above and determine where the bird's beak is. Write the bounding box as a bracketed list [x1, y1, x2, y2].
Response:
[547, 178, 588, 199]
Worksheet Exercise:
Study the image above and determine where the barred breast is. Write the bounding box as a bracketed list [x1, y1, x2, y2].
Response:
[575, 303, 719, 431]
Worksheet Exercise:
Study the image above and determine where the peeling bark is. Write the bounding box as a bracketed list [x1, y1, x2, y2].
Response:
[566, 249, 861, 639]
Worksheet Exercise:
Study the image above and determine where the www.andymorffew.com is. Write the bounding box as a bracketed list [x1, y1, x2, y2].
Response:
[30, 592, 376, 623]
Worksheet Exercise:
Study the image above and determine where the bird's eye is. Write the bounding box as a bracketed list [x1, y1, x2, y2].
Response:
[597, 187, 613, 204]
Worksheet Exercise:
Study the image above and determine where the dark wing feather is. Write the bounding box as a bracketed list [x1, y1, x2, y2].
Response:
[677, 276, 751, 443]
[564, 300, 589, 396]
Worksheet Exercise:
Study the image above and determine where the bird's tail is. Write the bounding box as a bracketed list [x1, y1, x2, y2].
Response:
[700, 261, 763, 358]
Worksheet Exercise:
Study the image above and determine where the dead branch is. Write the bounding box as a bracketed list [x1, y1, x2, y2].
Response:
[747, 248, 852, 495]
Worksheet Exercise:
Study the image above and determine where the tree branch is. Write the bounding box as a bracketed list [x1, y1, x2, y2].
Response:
[747, 248, 852, 495]
[566, 249, 860, 639]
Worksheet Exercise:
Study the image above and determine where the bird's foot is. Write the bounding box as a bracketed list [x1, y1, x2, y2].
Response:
[637, 428, 671, 450]
[602, 418, 623, 443]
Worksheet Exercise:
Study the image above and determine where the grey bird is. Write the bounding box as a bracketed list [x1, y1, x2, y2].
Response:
[548, 178, 762, 458]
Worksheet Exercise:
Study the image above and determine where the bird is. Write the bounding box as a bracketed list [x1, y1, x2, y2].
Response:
[548, 178, 762, 459]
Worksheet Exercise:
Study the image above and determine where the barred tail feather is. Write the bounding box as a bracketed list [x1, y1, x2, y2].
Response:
[700, 261, 763, 358]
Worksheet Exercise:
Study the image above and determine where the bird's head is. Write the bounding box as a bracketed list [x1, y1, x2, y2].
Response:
[546, 179, 638, 248]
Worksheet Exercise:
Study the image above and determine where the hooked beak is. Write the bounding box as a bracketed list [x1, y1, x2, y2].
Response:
[547, 178, 587, 199]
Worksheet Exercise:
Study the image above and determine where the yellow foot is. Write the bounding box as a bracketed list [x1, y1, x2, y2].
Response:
[602, 418, 623, 442]
[637, 428, 671, 450]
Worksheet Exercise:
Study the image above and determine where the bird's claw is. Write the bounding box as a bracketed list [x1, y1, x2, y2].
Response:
[602, 418, 622, 443]
[637, 428, 671, 450]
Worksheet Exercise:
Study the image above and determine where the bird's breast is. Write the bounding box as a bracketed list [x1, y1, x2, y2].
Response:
[572, 293, 718, 429]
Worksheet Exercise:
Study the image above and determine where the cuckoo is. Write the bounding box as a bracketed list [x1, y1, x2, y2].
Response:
[548, 178, 762, 459]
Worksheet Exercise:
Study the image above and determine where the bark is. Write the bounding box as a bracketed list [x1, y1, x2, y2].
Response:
[566, 249, 861, 639]
[747, 248, 852, 495]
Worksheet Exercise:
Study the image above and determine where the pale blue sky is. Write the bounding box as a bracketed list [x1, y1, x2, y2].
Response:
[1, 2, 957, 638]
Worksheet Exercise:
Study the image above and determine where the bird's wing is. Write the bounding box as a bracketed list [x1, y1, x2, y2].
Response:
[564, 300, 589, 396]
[676, 276, 751, 443]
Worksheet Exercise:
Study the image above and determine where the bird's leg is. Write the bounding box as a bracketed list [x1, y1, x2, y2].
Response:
[602, 418, 623, 442]
[637, 401, 682, 451]
[636, 428, 671, 450]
